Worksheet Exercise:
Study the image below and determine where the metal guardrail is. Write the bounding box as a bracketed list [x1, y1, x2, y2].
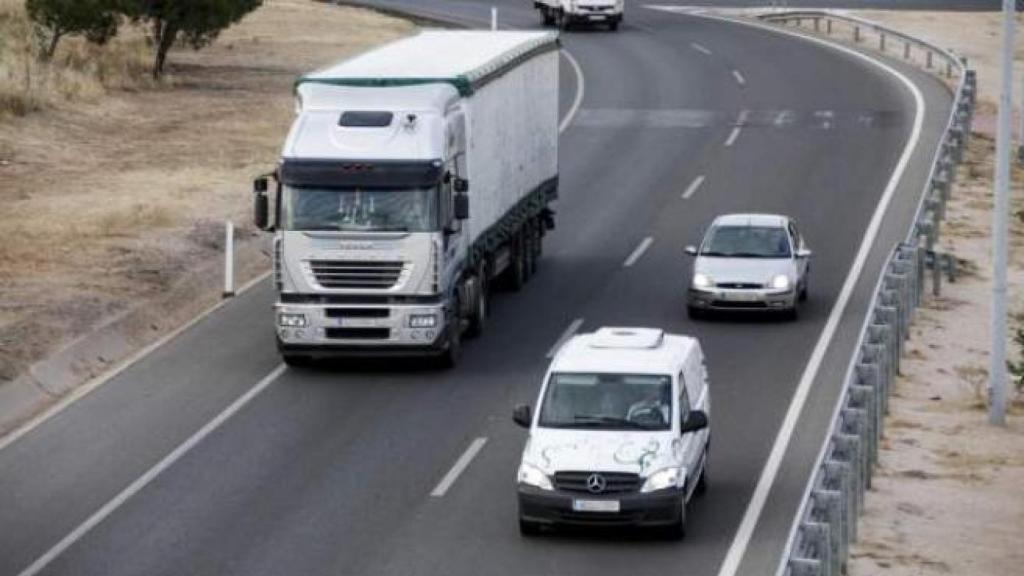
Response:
[759, 11, 977, 576]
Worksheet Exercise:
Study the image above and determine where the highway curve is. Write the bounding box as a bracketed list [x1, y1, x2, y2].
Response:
[0, 2, 956, 575]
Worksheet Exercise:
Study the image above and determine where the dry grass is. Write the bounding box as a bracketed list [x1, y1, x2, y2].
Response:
[0, 0, 153, 117]
[0, 0, 415, 380]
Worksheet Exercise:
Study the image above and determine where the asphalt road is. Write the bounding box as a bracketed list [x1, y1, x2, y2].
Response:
[0, 3, 955, 576]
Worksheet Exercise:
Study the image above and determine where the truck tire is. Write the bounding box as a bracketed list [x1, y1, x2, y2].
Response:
[507, 232, 527, 292]
[527, 222, 541, 276]
[438, 299, 463, 368]
[466, 268, 488, 339]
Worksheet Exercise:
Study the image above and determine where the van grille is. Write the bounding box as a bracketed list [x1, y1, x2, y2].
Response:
[553, 471, 641, 495]
[309, 260, 404, 290]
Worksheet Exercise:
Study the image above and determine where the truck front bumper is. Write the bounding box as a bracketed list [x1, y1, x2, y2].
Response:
[517, 486, 683, 528]
[274, 300, 450, 357]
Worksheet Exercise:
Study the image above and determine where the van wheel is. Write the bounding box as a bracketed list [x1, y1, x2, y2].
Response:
[665, 497, 687, 540]
[695, 451, 709, 496]
[519, 517, 542, 537]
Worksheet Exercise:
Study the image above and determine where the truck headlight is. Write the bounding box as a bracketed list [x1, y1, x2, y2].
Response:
[692, 273, 713, 289]
[641, 466, 684, 493]
[409, 314, 438, 328]
[278, 313, 307, 327]
[771, 274, 791, 290]
[517, 462, 553, 491]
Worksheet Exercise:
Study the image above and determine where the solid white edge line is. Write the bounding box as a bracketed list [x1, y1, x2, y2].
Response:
[0, 270, 273, 453]
[697, 16, 927, 576]
[546, 318, 584, 359]
[623, 236, 654, 268]
[692, 42, 713, 55]
[430, 437, 488, 497]
[682, 175, 707, 200]
[733, 69, 746, 85]
[560, 49, 586, 134]
[15, 363, 288, 576]
[724, 127, 742, 147]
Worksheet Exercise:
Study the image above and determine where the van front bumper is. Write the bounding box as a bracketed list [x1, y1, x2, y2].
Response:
[517, 486, 683, 528]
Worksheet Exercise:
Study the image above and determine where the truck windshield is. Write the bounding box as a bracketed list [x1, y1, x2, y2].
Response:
[538, 373, 673, 431]
[282, 185, 438, 232]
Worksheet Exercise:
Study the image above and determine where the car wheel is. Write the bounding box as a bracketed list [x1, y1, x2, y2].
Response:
[695, 450, 709, 497]
[609, 21, 619, 31]
[687, 305, 704, 320]
[519, 517, 542, 537]
[281, 354, 311, 368]
[799, 279, 809, 302]
[785, 305, 799, 322]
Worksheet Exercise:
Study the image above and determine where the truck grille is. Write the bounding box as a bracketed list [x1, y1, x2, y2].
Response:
[309, 260, 404, 290]
[553, 471, 641, 495]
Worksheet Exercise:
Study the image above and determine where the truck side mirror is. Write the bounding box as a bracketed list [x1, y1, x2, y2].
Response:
[454, 178, 469, 193]
[513, 404, 532, 428]
[253, 177, 270, 231]
[454, 193, 469, 220]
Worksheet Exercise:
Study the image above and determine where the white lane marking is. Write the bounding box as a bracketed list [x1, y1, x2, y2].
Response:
[697, 17, 927, 576]
[430, 437, 488, 497]
[560, 50, 585, 134]
[725, 110, 750, 147]
[0, 270, 273, 452]
[732, 69, 746, 86]
[691, 42, 713, 55]
[16, 363, 288, 576]
[623, 236, 654, 268]
[546, 318, 584, 358]
[682, 175, 706, 200]
[724, 127, 742, 147]
[773, 110, 794, 127]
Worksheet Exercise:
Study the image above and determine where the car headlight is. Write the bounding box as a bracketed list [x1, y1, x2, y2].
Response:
[409, 314, 437, 328]
[517, 462, 553, 491]
[692, 273, 713, 289]
[771, 274, 791, 290]
[278, 313, 307, 327]
[641, 466, 684, 493]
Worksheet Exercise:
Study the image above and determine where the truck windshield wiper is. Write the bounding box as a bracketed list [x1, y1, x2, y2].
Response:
[572, 415, 652, 430]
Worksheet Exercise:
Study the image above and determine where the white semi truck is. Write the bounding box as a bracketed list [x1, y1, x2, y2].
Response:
[253, 31, 560, 367]
[534, 0, 624, 31]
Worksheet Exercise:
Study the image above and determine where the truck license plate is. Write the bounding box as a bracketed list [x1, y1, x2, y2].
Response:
[573, 499, 620, 513]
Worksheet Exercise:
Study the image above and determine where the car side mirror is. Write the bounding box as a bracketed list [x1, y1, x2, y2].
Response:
[513, 404, 532, 428]
[685, 245, 698, 256]
[796, 248, 813, 259]
[253, 177, 270, 231]
[454, 193, 469, 220]
[454, 178, 469, 193]
[680, 410, 709, 434]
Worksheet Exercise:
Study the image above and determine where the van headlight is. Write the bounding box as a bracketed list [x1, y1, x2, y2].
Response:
[770, 274, 791, 290]
[692, 273, 713, 290]
[641, 466, 684, 493]
[517, 462, 553, 491]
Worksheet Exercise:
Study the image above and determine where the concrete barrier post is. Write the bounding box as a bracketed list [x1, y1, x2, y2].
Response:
[223, 220, 235, 298]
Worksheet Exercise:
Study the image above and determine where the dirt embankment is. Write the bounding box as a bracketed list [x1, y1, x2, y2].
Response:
[845, 11, 1024, 576]
[0, 1, 414, 383]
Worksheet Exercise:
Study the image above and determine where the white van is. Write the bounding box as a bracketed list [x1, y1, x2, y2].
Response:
[513, 327, 711, 537]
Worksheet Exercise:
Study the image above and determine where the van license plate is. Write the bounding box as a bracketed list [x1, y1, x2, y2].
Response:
[573, 499, 620, 513]
[589, 15, 607, 21]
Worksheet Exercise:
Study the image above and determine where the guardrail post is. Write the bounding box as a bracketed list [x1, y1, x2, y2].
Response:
[916, 239, 928, 302]
[826, 19, 832, 35]
[879, 33, 886, 51]
[850, 385, 879, 466]
[802, 522, 832, 576]
[903, 41, 911, 60]
[812, 490, 845, 574]
[853, 25, 861, 43]
[789, 558, 823, 576]
[813, 17, 820, 32]
[824, 460, 857, 545]
[833, 434, 863, 516]
[931, 248, 943, 297]
[841, 408, 871, 490]
[926, 50, 933, 69]
[946, 59, 953, 78]
[223, 220, 235, 298]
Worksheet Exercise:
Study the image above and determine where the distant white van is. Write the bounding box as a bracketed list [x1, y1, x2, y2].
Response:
[513, 327, 711, 537]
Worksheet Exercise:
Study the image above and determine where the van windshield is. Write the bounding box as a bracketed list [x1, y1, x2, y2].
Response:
[282, 185, 439, 232]
[538, 373, 673, 431]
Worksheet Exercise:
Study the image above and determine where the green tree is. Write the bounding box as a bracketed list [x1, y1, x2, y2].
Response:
[120, 0, 262, 79]
[25, 0, 120, 60]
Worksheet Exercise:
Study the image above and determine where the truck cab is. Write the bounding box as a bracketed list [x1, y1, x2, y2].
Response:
[513, 327, 711, 537]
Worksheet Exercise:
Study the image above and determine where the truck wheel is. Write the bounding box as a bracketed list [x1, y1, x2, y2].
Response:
[466, 269, 488, 339]
[507, 233, 527, 292]
[527, 223, 541, 276]
[439, 320, 462, 368]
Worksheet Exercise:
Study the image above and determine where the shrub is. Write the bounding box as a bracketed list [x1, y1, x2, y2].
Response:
[25, 0, 120, 60]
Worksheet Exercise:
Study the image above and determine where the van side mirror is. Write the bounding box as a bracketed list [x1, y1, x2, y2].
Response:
[685, 245, 698, 256]
[796, 248, 813, 259]
[253, 177, 270, 231]
[454, 193, 469, 220]
[680, 410, 709, 434]
[513, 404, 532, 428]
[454, 178, 469, 193]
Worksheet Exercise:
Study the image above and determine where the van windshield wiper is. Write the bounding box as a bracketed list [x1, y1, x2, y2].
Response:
[572, 415, 652, 430]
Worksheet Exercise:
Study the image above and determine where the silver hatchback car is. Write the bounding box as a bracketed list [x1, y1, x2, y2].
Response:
[685, 214, 811, 319]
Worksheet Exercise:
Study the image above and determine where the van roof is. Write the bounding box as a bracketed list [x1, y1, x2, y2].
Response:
[297, 30, 559, 97]
[551, 327, 700, 375]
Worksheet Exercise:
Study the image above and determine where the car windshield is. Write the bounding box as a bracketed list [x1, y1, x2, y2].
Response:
[701, 225, 791, 258]
[538, 373, 673, 431]
[282, 185, 438, 232]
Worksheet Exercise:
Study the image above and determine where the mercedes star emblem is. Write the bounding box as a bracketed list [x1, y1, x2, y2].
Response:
[586, 473, 607, 494]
